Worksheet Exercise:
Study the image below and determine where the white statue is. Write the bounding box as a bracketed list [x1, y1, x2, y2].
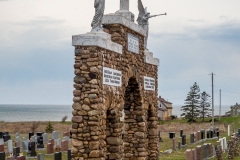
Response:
[137, 0, 166, 50]
[91, 0, 105, 32]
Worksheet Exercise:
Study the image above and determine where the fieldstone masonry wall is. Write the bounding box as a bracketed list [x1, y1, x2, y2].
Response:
[71, 22, 159, 159]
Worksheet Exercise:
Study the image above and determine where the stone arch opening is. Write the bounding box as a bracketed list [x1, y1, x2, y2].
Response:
[123, 77, 148, 159]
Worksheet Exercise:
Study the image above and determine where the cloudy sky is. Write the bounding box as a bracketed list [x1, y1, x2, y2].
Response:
[0, 0, 239, 114]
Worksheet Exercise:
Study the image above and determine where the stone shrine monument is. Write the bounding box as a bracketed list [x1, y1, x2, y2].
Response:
[71, 0, 161, 159]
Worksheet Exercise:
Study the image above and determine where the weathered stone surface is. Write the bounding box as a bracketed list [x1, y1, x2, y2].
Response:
[107, 137, 121, 145]
[89, 141, 100, 150]
[134, 132, 145, 138]
[72, 116, 83, 123]
[89, 150, 100, 158]
[72, 139, 83, 148]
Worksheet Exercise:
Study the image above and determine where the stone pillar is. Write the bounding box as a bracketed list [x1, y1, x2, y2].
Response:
[196, 145, 201, 160]
[172, 138, 176, 151]
[186, 149, 193, 160]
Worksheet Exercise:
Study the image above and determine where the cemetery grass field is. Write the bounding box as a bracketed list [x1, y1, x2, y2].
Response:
[1, 116, 240, 159]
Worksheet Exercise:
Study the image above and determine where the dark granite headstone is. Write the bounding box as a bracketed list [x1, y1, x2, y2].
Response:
[37, 134, 44, 149]
[68, 149, 71, 160]
[210, 130, 213, 138]
[169, 132, 175, 139]
[178, 141, 181, 149]
[28, 142, 37, 157]
[13, 147, 20, 158]
[0, 152, 5, 160]
[216, 131, 220, 138]
[201, 130, 204, 139]
[3, 133, 11, 142]
[182, 134, 186, 145]
[70, 130, 72, 139]
[180, 130, 183, 137]
[0, 132, 3, 139]
[207, 130, 210, 138]
[54, 152, 62, 160]
[29, 132, 34, 140]
[190, 133, 194, 144]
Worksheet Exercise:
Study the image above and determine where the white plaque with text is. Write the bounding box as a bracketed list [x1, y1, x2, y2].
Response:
[144, 76, 155, 91]
[128, 33, 139, 54]
[103, 67, 122, 87]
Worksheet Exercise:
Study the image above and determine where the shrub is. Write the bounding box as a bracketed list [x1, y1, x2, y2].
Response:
[30, 121, 40, 132]
[45, 121, 54, 133]
[61, 115, 68, 122]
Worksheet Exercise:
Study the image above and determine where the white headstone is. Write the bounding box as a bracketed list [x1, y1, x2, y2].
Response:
[42, 133, 48, 144]
[223, 137, 227, 150]
[22, 140, 29, 152]
[0, 138, 3, 145]
[52, 131, 59, 140]
[63, 136, 70, 144]
[7, 140, 13, 153]
[56, 138, 61, 146]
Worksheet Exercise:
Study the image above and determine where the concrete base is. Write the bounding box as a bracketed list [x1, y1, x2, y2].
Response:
[72, 31, 123, 54]
[144, 50, 160, 66]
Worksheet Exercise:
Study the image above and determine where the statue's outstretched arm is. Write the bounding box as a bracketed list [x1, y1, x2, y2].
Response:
[149, 13, 167, 18]
[94, 0, 100, 7]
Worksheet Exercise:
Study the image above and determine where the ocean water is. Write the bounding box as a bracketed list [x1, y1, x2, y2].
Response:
[0, 104, 72, 122]
[0, 104, 231, 122]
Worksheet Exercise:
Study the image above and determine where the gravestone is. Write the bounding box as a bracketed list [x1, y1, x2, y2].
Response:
[182, 135, 186, 145]
[0, 144, 4, 152]
[61, 140, 68, 152]
[56, 138, 61, 146]
[207, 130, 210, 138]
[68, 149, 71, 160]
[15, 141, 20, 148]
[37, 153, 44, 160]
[190, 134, 194, 144]
[63, 136, 70, 144]
[6, 156, 14, 160]
[193, 132, 197, 142]
[42, 133, 48, 144]
[196, 145, 201, 160]
[63, 132, 70, 137]
[36, 133, 44, 149]
[13, 147, 20, 158]
[197, 131, 201, 141]
[178, 141, 181, 149]
[192, 149, 196, 160]
[47, 143, 54, 155]
[54, 152, 62, 160]
[52, 131, 59, 140]
[169, 132, 175, 139]
[172, 138, 176, 151]
[216, 131, 220, 138]
[186, 149, 192, 160]
[210, 130, 213, 138]
[48, 139, 54, 145]
[7, 140, 13, 154]
[0, 132, 3, 138]
[22, 140, 29, 152]
[0, 138, 3, 145]
[201, 130, 204, 139]
[16, 156, 26, 160]
[203, 144, 208, 158]
[69, 130, 72, 139]
[29, 132, 34, 140]
[3, 134, 11, 142]
[0, 152, 5, 160]
[27, 142, 37, 157]
[180, 130, 183, 137]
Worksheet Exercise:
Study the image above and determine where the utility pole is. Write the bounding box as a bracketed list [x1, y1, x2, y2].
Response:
[211, 73, 214, 132]
[219, 89, 221, 120]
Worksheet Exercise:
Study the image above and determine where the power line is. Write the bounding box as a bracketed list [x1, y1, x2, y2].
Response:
[215, 74, 240, 81]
